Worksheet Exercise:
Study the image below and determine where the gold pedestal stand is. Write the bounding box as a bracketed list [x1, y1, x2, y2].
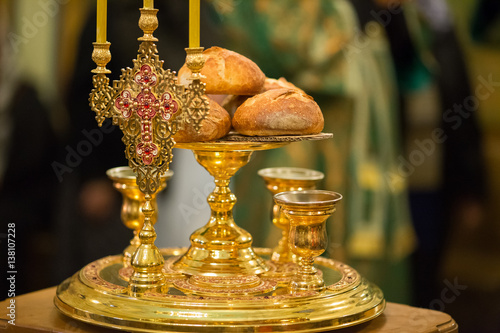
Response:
[55, 136, 385, 332]
[172, 141, 288, 276]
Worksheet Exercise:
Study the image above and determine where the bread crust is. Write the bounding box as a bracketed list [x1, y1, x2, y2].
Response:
[173, 98, 231, 143]
[232, 89, 324, 136]
[178, 47, 265, 95]
[262, 77, 305, 94]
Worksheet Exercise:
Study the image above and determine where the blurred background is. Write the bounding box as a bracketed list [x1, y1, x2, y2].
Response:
[0, 0, 499, 332]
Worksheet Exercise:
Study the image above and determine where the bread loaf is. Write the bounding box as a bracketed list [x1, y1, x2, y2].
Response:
[232, 89, 324, 136]
[174, 98, 231, 143]
[178, 47, 265, 95]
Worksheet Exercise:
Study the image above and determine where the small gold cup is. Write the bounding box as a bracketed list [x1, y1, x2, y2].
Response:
[258, 168, 324, 263]
[274, 190, 342, 293]
[106, 166, 173, 264]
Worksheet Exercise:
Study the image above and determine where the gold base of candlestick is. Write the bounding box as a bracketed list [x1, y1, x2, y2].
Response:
[55, 248, 385, 332]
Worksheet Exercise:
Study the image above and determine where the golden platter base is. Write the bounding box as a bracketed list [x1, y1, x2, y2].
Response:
[55, 248, 385, 333]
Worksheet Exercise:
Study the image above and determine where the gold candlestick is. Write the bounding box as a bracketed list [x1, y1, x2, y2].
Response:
[88, 5, 210, 295]
[106, 166, 173, 265]
[274, 190, 342, 293]
[258, 167, 324, 263]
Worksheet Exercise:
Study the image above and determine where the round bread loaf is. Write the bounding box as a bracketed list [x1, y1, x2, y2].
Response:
[232, 89, 324, 136]
[178, 47, 265, 95]
[262, 77, 305, 94]
[174, 98, 231, 143]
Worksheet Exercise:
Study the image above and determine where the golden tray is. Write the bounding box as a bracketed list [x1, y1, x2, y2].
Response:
[55, 248, 385, 333]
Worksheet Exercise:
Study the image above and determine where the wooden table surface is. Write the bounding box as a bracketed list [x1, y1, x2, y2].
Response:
[0, 287, 458, 332]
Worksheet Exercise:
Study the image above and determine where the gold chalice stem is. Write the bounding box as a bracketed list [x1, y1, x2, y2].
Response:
[274, 190, 342, 293]
[129, 193, 165, 295]
[107, 167, 171, 265]
[274, 208, 291, 262]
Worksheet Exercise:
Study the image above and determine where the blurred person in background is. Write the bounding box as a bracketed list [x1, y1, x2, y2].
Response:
[361, 0, 487, 308]
[472, 0, 500, 46]
[0, 0, 58, 297]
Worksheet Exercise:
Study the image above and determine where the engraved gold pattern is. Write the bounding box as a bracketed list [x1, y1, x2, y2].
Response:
[138, 8, 159, 42]
[183, 47, 209, 132]
[91, 42, 111, 74]
[56, 249, 385, 332]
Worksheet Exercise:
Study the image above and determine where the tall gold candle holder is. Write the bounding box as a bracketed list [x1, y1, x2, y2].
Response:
[259, 167, 324, 263]
[86, 3, 209, 295]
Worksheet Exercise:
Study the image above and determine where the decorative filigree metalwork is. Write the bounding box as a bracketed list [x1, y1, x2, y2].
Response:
[184, 47, 209, 132]
[88, 7, 209, 295]
[89, 40, 205, 194]
[184, 77, 209, 132]
[89, 74, 113, 126]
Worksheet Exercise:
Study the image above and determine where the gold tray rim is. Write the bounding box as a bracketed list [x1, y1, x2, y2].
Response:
[174, 133, 333, 150]
[54, 248, 385, 333]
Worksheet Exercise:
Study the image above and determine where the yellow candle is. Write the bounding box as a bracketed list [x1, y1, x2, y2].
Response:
[189, 0, 200, 48]
[96, 0, 107, 43]
[144, 0, 154, 9]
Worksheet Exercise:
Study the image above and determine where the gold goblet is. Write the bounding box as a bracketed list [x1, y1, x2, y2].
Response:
[274, 190, 342, 293]
[106, 166, 173, 264]
[258, 167, 324, 263]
